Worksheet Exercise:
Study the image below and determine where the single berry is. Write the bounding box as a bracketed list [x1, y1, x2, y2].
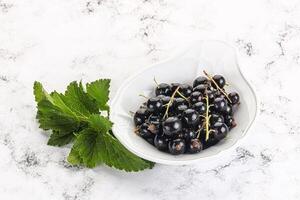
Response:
[182, 109, 200, 128]
[206, 90, 216, 102]
[193, 76, 209, 87]
[147, 97, 163, 113]
[138, 123, 152, 138]
[154, 135, 169, 151]
[168, 139, 186, 155]
[155, 83, 172, 96]
[228, 92, 240, 105]
[224, 115, 236, 129]
[211, 122, 229, 140]
[213, 97, 227, 112]
[145, 137, 154, 145]
[222, 105, 233, 116]
[183, 128, 198, 140]
[212, 75, 226, 88]
[178, 84, 193, 97]
[171, 83, 181, 93]
[210, 114, 224, 124]
[190, 91, 202, 104]
[163, 117, 182, 136]
[187, 139, 203, 153]
[175, 104, 188, 118]
[192, 102, 206, 115]
[157, 95, 170, 105]
[134, 108, 149, 126]
[173, 97, 189, 107]
[193, 84, 207, 94]
[148, 114, 161, 124]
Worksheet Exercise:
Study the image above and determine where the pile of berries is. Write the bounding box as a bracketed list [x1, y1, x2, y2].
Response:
[133, 71, 240, 155]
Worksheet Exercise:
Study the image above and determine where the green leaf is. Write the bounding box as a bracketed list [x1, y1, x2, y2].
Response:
[86, 79, 110, 111]
[69, 129, 103, 168]
[88, 114, 113, 133]
[100, 132, 154, 172]
[67, 147, 83, 165]
[47, 131, 75, 147]
[33, 81, 52, 103]
[63, 81, 99, 117]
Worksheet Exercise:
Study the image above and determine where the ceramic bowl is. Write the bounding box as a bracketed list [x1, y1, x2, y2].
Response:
[110, 40, 258, 165]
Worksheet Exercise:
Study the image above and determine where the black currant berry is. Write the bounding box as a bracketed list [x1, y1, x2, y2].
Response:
[193, 76, 209, 88]
[183, 128, 198, 140]
[228, 92, 240, 105]
[173, 97, 189, 107]
[168, 139, 186, 155]
[145, 137, 155, 145]
[162, 117, 182, 136]
[138, 123, 152, 138]
[206, 90, 216, 102]
[213, 97, 227, 112]
[192, 102, 206, 115]
[134, 108, 149, 126]
[224, 115, 236, 129]
[154, 135, 169, 151]
[155, 83, 172, 96]
[212, 75, 226, 88]
[211, 122, 229, 140]
[187, 139, 203, 154]
[178, 84, 193, 97]
[175, 104, 188, 118]
[193, 84, 207, 94]
[210, 114, 224, 124]
[190, 91, 202, 104]
[147, 97, 163, 113]
[182, 109, 200, 128]
[171, 83, 181, 93]
[222, 105, 233, 116]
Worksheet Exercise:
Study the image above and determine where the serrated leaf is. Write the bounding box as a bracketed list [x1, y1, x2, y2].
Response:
[100, 133, 154, 172]
[88, 114, 113, 133]
[47, 131, 75, 147]
[67, 147, 83, 165]
[63, 81, 99, 117]
[86, 79, 110, 111]
[33, 81, 53, 103]
[70, 129, 103, 168]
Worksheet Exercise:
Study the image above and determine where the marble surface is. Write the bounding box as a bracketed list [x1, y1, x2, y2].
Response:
[1, 0, 300, 199]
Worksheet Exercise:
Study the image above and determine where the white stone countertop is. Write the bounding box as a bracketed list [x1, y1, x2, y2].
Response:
[1, 0, 300, 199]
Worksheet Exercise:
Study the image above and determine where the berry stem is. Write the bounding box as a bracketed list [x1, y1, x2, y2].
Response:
[176, 91, 189, 102]
[163, 86, 180, 119]
[205, 94, 210, 141]
[139, 94, 148, 99]
[153, 77, 159, 87]
[203, 70, 232, 103]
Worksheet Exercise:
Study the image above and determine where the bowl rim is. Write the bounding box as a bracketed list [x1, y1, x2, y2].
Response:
[110, 40, 259, 165]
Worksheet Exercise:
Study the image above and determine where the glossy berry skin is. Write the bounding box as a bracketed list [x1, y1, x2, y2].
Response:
[210, 114, 224, 124]
[158, 95, 170, 105]
[222, 105, 233, 116]
[212, 75, 226, 88]
[175, 104, 188, 118]
[155, 83, 172, 96]
[206, 90, 216, 102]
[187, 139, 203, 154]
[228, 92, 240, 105]
[145, 137, 154, 145]
[139, 123, 152, 138]
[193, 84, 207, 94]
[211, 122, 229, 140]
[147, 97, 163, 113]
[171, 83, 181, 93]
[213, 97, 227, 112]
[134, 108, 149, 126]
[154, 135, 169, 151]
[192, 102, 206, 115]
[173, 97, 189, 107]
[178, 84, 193, 97]
[182, 109, 200, 128]
[163, 117, 182, 136]
[148, 114, 161, 124]
[190, 91, 202, 104]
[168, 139, 186, 155]
[224, 115, 236, 129]
[193, 76, 209, 88]
[183, 128, 198, 140]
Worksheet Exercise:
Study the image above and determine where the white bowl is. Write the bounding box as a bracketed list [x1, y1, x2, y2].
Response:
[110, 40, 258, 165]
